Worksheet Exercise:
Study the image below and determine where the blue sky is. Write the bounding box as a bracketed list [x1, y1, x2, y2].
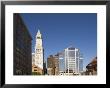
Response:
[20, 13, 97, 69]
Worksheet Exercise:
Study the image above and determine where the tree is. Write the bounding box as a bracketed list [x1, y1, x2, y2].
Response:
[32, 72, 41, 75]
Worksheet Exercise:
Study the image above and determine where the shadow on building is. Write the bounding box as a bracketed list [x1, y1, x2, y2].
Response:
[14, 14, 32, 75]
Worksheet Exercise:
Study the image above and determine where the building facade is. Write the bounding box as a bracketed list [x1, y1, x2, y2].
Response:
[86, 57, 97, 75]
[32, 64, 43, 75]
[14, 14, 32, 75]
[32, 53, 35, 65]
[58, 51, 65, 75]
[47, 55, 59, 75]
[65, 47, 80, 75]
[58, 47, 83, 75]
[43, 60, 47, 75]
[79, 54, 83, 74]
[34, 30, 44, 74]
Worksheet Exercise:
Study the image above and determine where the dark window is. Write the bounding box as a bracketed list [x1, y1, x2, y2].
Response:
[37, 37, 41, 39]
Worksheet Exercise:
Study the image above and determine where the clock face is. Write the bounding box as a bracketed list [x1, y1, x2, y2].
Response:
[37, 44, 41, 49]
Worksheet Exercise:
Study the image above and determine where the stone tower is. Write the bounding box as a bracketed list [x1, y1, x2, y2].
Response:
[34, 29, 44, 74]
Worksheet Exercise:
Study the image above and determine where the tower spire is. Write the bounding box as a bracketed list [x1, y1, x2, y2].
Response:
[36, 29, 42, 39]
[38, 29, 40, 34]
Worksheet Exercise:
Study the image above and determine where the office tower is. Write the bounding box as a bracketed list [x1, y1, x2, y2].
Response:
[79, 54, 83, 74]
[58, 46, 83, 75]
[47, 55, 59, 75]
[32, 53, 35, 65]
[14, 14, 32, 75]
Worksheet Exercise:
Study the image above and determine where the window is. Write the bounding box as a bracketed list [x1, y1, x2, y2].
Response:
[37, 37, 41, 39]
[34, 70, 37, 71]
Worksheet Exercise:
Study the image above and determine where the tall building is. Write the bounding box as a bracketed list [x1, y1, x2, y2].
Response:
[58, 46, 83, 75]
[32, 53, 35, 65]
[34, 30, 44, 74]
[79, 54, 83, 73]
[54, 54, 59, 75]
[65, 47, 79, 75]
[58, 51, 65, 75]
[14, 14, 32, 75]
[43, 60, 47, 75]
[47, 55, 59, 75]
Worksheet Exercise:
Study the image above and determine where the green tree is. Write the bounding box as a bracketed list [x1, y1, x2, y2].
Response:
[32, 72, 41, 75]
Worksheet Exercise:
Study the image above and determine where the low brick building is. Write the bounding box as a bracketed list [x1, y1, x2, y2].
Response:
[86, 57, 97, 75]
[32, 64, 43, 75]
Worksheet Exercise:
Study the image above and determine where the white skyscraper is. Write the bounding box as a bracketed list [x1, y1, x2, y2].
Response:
[64, 47, 80, 74]
[58, 46, 83, 75]
[35, 30, 44, 70]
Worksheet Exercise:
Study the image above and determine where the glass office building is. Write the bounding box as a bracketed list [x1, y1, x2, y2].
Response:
[58, 47, 83, 75]
[14, 14, 32, 75]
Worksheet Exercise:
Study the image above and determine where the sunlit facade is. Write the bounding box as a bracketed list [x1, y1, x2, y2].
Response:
[34, 30, 44, 74]
[47, 55, 59, 75]
[58, 47, 83, 75]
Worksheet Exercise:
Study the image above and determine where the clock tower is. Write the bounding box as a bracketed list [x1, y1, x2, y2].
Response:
[35, 29, 44, 74]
